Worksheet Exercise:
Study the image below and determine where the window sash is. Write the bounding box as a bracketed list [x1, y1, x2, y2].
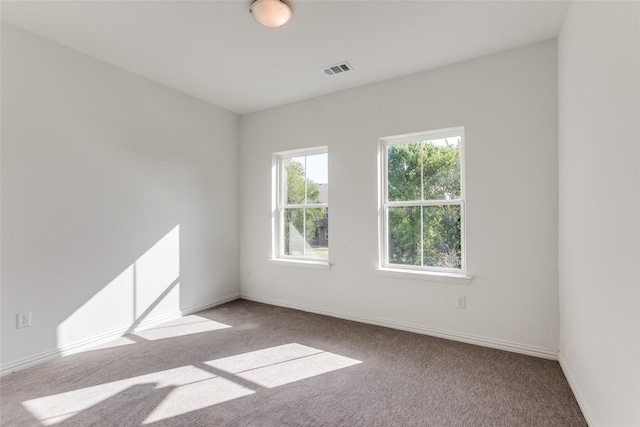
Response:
[381, 202, 464, 273]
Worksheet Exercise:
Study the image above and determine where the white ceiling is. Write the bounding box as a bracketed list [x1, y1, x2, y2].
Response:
[1, 1, 570, 114]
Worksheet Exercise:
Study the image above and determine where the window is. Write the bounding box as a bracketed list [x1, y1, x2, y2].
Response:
[273, 147, 328, 262]
[380, 128, 465, 274]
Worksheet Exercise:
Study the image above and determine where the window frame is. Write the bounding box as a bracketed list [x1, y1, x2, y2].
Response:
[379, 127, 467, 276]
[272, 146, 329, 265]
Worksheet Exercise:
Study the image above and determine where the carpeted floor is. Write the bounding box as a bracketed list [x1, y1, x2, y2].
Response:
[1, 299, 586, 426]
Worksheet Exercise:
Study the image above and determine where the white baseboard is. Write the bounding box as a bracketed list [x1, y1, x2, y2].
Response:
[558, 354, 595, 426]
[0, 293, 240, 377]
[181, 293, 240, 316]
[240, 292, 559, 360]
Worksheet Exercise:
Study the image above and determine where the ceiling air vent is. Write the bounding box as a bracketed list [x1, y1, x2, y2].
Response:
[323, 62, 353, 76]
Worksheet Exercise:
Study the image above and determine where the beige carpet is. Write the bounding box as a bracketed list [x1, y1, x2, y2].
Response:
[0, 299, 586, 426]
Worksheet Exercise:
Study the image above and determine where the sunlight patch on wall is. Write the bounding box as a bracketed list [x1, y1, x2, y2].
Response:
[57, 226, 181, 349]
[134, 225, 181, 321]
[134, 315, 231, 341]
[206, 343, 362, 388]
[21, 365, 253, 425]
[57, 264, 135, 347]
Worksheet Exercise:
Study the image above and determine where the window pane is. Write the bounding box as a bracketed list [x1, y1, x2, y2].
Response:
[423, 205, 461, 269]
[388, 206, 421, 266]
[305, 153, 328, 205]
[284, 157, 306, 205]
[306, 207, 328, 259]
[284, 208, 305, 256]
[423, 137, 461, 200]
[387, 144, 421, 201]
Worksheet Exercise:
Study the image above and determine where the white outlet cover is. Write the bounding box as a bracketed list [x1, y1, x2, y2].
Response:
[17, 311, 32, 328]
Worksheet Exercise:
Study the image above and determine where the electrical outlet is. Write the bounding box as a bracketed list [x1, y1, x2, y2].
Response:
[17, 311, 32, 328]
[455, 296, 466, 309]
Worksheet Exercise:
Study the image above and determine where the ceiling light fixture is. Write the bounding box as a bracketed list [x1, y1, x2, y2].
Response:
[250, 0, 292, 28]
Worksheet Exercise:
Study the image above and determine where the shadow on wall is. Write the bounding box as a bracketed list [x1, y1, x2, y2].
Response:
[56, 225, 181, 349]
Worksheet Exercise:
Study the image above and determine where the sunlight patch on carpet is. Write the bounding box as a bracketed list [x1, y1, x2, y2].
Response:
[22, 365, 253, 425]
[133, 315, 231, 341]
[22, 344, 360, 424]
[142, 376, 253, 424]
[206, 343, 362, 388]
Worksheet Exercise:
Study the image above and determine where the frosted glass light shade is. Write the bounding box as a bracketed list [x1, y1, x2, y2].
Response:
[250, 0, 292, 28]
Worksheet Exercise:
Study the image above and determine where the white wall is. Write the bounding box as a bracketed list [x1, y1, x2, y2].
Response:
[1, 24, 240, 371]
[240, 41, 559, 357]
[558, 2, 640, 425]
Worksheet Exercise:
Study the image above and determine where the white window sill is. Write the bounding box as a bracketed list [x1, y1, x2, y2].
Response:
[269, 258, 332, 270]
[376, 267, 472, 285]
